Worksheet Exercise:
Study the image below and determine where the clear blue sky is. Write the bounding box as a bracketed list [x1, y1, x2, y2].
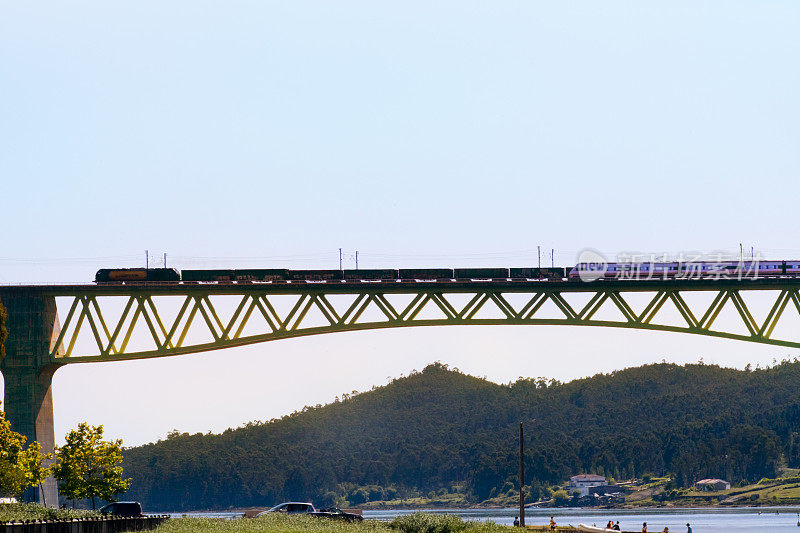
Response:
[1, 2, 799, 446]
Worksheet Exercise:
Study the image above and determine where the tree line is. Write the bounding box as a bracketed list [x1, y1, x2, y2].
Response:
[122, 359, 800, 510]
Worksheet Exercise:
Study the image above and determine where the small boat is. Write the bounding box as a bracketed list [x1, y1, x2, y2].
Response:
[576, 525, 617, 533]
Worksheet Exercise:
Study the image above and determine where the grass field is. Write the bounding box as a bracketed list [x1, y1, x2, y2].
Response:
[153, 513, 512, 533]
[0, 503, 99, 521]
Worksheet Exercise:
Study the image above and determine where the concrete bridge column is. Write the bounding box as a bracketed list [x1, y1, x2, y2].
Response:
[0, 290, 62, 506]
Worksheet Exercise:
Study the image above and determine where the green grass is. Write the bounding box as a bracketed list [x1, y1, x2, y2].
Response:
[389, 513, 506, 533]
[0, 503, 99, 522]
[153, 513, 509, 533]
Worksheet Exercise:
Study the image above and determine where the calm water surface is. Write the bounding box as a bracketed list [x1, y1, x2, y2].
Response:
[166, 507, 800, 531]
[365, 507, 800, 532]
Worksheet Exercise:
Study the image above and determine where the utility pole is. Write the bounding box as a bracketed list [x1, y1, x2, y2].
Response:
[339, 248, 343, 271]
[551, 249, 554, 268]
[355, 251, 359, 270]
[538, 246, 541, 270]
[519, 422, 525, 527]
[740, 243, 743, 263]
[163, 253, 167, 268]
[146, 250, 149, 269]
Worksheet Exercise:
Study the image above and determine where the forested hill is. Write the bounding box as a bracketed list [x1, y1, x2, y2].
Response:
[123, 361, 800, 511]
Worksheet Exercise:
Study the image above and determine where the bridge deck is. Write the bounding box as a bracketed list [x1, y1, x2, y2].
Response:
[3, 277, 800, 296]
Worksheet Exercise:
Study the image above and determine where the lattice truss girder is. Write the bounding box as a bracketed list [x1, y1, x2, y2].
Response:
[51, 287, 800, 362]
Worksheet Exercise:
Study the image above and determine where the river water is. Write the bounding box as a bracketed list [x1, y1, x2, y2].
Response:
[170, 507, 800, 531]
[365, 507, 800, 531]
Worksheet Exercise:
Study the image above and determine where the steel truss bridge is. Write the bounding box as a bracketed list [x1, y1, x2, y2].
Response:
[38, 279, 800, 361]
[3, 277, 800, 504]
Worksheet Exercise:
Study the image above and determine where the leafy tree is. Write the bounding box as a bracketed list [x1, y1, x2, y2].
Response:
[0, 404, 28, 497]
[551, 489, 570, 506]
[0, 401, 50, 499]
[19, 441, 54, 506]
[54, 423, 131, 509]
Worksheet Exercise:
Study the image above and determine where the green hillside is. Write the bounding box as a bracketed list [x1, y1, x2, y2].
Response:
[123, 360, 800, 511]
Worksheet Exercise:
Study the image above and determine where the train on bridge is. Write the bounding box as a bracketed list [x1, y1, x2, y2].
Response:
[94, 259, 800, 284]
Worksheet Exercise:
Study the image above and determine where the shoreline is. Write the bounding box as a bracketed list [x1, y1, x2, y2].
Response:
[205, 504, 800, 515]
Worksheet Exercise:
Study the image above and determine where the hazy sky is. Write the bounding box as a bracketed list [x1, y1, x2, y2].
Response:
[2, 2, 799, 446]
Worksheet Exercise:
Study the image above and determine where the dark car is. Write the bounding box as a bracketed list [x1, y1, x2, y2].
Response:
[311, 508, 363, 522]
[99, 501, 144, 517]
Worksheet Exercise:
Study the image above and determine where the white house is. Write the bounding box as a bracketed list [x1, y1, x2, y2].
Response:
[567, 474, 607, 496]
[695, 478, 730, 491]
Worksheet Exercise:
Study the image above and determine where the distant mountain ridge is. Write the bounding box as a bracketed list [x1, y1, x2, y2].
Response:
[123, 360, 800, 510]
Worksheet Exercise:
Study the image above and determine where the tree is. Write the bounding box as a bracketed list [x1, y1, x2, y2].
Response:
[54, 423, 132, 509]
[0, 402, 28, 498]
[19, 440, 54, 506]
[1, 401, 51, 500]
[551, 489, 570, 506]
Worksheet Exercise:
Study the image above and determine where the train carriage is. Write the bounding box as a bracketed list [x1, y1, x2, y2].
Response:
[398, 268, 454, 280]
[234, 269, 290, 282]
[343, 269, 398, 281]
[453, 268, 509, 280]
[181, 269, 236, 282]
[286, 269, 344, 281]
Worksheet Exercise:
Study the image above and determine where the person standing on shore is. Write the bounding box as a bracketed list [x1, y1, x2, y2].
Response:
[686, 524, 692, 533]
[513, 516, 519, 527]
[642, 522, 647, 532]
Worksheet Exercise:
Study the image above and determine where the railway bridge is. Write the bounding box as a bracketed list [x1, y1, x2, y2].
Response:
[3, 277, 800, 504]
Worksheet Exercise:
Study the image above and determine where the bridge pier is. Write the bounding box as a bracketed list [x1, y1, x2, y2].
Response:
[0, 291, 62, 506]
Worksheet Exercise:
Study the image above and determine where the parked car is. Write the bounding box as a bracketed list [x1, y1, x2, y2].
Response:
[99, 501, 144, 517]
[256, 503, 362, 521]
[312, 508, 363, 522]
[256, 502, 316, 516]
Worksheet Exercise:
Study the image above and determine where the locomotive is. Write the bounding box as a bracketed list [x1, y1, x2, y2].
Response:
[95, 268, 181, 282]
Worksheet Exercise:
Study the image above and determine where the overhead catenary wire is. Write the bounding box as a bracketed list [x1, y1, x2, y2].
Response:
[1, 246, 797, 269]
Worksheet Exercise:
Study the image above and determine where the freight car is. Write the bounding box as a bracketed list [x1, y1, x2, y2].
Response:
[508, 267, 568, 280]
[398, 268, 455, 280]
[453, 268, 509, 279]
[180, 269, 291, 282]
[181, 269, 235, 282]
[234, 269, 290, 282]
[286, 269, 344, 281]
[343, 269, 398, 280]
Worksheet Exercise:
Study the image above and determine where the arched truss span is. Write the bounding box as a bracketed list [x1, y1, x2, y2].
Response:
[35, 280, 800, 364]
